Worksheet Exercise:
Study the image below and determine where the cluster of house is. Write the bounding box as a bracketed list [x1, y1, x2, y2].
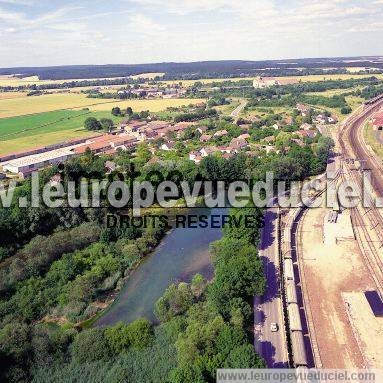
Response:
[117, 86, 187, 99]
[295, 103, 337, 124]
[122, 120, 196, 141]
[189, 132, 251, 163]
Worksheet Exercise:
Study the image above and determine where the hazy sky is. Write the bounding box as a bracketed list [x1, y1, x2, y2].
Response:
[0, 0, 382, 67]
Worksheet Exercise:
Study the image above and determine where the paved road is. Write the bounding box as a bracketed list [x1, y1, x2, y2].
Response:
[254, 207, 289, 367]
[230, 100, 247, 118]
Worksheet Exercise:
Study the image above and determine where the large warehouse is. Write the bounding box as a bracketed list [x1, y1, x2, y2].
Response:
[2, 148, 74, 178]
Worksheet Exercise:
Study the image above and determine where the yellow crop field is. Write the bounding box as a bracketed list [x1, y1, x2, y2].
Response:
[2, 72, 381, 90]
[0, 129, 97, 156]
[130, 72, 164, 79]
[278, 73, 383, 82]
[0, 72, 162, 87]
[160, 77, 256, 87]
[0, 75, 130, 87]
[0, 92, 27, 100]
[160, 73, 383, 87]
[0, 93, 99, 118]
[87, 98, 206, 113]
[306, 87, 360, 97]
[0, 92, 206, 118]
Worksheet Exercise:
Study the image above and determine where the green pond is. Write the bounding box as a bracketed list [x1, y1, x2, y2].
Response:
[96, 207, 225, 326]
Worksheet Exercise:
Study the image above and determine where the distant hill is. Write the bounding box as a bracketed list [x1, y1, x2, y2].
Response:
[1, 56, 382, 80]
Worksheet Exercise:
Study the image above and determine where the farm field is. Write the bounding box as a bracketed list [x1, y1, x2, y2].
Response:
[130, 72, 164, 79]
[0, 91, 27, 100]
[306, 87, 360, 97]
[0, 75, 130, 87]
[278, 73, 383, 82]
[0, 72, 162, 87]
[0, 129, 98, 156]
[0, 110, 123, 140]
[1, 72, 382, 89]
[0, 93, 206, 118]
[0, 93, 101, 118]
[0, 97, 206, 154]
[0, 110, 121, 155]
[86, 97, 206, 113]
[159, 73, 383, 87]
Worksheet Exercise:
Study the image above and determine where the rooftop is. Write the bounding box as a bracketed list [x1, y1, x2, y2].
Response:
[4, 148, 74, 168]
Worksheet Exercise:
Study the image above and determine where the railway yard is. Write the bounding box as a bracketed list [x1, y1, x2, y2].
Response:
[259, 96, 383, 369]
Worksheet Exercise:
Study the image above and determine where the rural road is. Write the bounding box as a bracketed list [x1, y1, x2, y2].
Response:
[230, 100, 247, 118]
[254, 207, 289, 367]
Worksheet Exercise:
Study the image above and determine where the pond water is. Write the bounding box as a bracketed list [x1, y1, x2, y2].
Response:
[96, 207, 225, 326]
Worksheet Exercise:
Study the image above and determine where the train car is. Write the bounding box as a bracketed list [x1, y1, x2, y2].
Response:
[286, 279, 298, 304]
[284, 258, 295, 281]
[291, 331, 308, 367]
[288, 303, 303, 332]
[283, 224, 291, 245]
[365, 94, 383, 105]
[282, 244, 293, 259]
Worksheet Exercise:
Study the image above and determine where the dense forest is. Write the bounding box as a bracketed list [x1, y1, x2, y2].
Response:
[0, 57, 382, 80]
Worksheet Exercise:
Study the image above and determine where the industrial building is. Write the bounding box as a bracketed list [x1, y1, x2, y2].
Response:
[3, 148, 74, 178]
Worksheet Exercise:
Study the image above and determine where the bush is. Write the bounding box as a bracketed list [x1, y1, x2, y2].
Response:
[84, 117, 102, 131]
[155, 283, 194, 322]
[341, 105, 352, 114]
[70, 328, 111, 364]
[105, 319, 153, 354]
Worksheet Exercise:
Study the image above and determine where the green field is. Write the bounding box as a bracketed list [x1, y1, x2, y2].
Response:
[0, 96, 206, 155]
[0, 110, 122, 155]
[0, 110, 123, 140]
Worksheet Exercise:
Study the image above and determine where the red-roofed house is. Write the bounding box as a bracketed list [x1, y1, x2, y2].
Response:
[296, 103, 311, 116]
[161, 141, 176, 151]
[230, 138, 248, 150]
[200, 134, 212, 143]
[296, 130, 317, 138]
[196, 126, 208, 134]
[200, 146, 219, 157]
[213, 130, 228, 138]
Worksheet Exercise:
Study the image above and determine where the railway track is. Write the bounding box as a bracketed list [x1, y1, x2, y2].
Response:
[276, 97, 383, 368]
[338, 99, 383, 295]
[339, 101, 383, 197]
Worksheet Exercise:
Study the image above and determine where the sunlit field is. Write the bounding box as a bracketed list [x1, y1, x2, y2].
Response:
[0, 75, 130, 87]
[0, 110, 120, 155]
[0, 93, 206, 118]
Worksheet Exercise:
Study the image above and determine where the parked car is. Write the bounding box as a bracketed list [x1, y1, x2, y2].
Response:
[270, 322, 279, 332]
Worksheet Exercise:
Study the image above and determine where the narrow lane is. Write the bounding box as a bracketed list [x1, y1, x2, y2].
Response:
[230, 100, 247, 118]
